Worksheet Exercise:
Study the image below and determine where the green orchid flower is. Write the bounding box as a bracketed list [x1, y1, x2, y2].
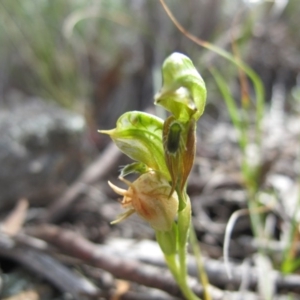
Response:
[100, 52, 208, 300]
[99, 111, 169, 179]
[156, 53, 207, 205]
[155, 52, 206, 122]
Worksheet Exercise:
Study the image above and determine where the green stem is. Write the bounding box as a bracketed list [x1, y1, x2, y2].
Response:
[177, 276, 201, 300]
[164, 254, 200, 300]
[175, 189, 202, 300]
[190, 223, 211, 300]
[164, 254, 180, 281]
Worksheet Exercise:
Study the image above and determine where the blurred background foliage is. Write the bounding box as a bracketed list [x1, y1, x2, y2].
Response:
[0, 0, 299, 143]
[0, 1, 300, 297]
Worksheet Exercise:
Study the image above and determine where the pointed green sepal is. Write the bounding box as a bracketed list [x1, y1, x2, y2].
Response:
[155, 52, 207, 122]
[99, 111, 169, 179]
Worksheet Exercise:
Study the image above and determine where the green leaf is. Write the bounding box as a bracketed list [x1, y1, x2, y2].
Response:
[99, 111, 169, 178]
[155, 52, 207, 122]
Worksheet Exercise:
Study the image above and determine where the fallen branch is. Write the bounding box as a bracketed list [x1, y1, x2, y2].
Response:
[0, 233, 100, 300]
[27, 225, 208, 299]
[27, 224, 296, 300]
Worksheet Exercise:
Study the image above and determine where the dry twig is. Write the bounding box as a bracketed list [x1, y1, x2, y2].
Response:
[0, 233, 99, 300]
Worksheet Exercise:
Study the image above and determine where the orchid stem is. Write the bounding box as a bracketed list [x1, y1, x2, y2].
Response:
[174, 189, 202, 300]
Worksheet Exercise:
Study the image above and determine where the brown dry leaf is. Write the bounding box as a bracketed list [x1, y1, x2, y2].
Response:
[0, 198, 28, 236]
[3, 289, 39, 300]
[111, 279, 130, 300]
